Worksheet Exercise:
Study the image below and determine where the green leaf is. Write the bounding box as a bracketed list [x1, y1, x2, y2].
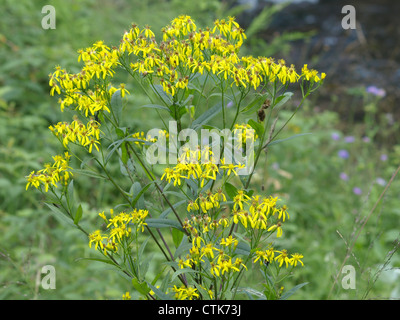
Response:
[115, 127, 126, 138]
[110, 89, 122, 124]
[240, 94, 267, 114]
[120, 141, 129, 164]
[267, 133, 312, 148]
[73, 168, 107, 180]
[119, 157, 135, 177]
[44, 202, 74, 227]
[74, 204, 83, 225]
[235, 241, 251, 256]
[172, 228, 184, 248]
[244, 188, 254, 198]
[140, 104, 170, 111]
[191, 103, 222, 130]
[280, 282, 309, 300]
[147, 282, 172, 300]
[248, 119, 264, 138]
[139, 236, 151, 258]
[236, 287, 266, 300]
[174, 236, 191, 259]
[151, 84, 172, 105]
[146, 218, 185, 232]
[67, 180, 74, 209]
[132, 278, 150, 296]
[75, 257, 116, 266]
[131, 181, 153, 208]
[272, 92, 293, 110]
[193, 282, 211, 300]
[224, 182, 238, 200]
[105, 137, 148, 164]
[151, 266, 168, 287]
[171, 268, 199, 282]
[159, 200, 186, 219]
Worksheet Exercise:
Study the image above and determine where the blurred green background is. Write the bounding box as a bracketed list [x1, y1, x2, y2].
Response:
[1, 0, 399, 299]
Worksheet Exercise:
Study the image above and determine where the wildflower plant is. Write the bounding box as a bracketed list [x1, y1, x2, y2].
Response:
[26, 16, 325, 300]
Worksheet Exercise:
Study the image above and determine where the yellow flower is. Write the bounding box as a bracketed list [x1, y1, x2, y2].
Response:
[233, 194, 243, 211]
[25, 152, 73, 192]
[220, 235, 238, 248]
[187, 200, 199, 212]
[220, 258, 240, 275]
[275, 249, 291, 268]
[119, 83, 130, 98]
[85, 137, 100, 153]
[253, 250, 267, 265]
[178, 257, 193, 269]
[210, 262, 221, 277]
[122, 292, 131, 300]
[290, 253, 304, 267]
[143, 25, 155, 38]
[172, 171, 182, 186]
[161, 167, 175, 183]
[172, 285, 199, 300]
[277, 205, 290, 222]
[201, 243, 216, 259]
[88, 230, 107, 251]
[267, 222, 283, 238]
[199, 194, 214, 213]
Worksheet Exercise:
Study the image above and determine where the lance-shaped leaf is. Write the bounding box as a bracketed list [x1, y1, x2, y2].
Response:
[110, 89, 123, 124]
[146, 218, 185, 232]
[190, 102, 222, 130]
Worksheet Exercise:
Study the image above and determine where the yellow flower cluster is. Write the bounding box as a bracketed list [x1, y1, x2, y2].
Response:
[119, 15, 325, 98]
[254, 247, 304, 268]
[122, 292, 131, 300]
[49, 117, 101, 153]
[172, 285, 200, 300]
[233, 123, 258, 144]
[25, 152, 72, 192]
[89, 208, 148, 254]
[161, 146, 244, 187]
[187, 189, 226, 215]
[177, 187, 302, 283]
[232, 192, 289, 234]
[49, 40, 122, 116]
[131, 129, 169, 145]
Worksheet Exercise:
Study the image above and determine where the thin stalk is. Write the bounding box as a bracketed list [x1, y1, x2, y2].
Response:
[126, 143, 187, 232]
[328, 163, 400, 299]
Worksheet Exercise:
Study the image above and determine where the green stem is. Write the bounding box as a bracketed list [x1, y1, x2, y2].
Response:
[126, 143, 187, 231]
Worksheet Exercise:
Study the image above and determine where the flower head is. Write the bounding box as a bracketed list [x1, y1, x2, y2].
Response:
[338, 149, 350, 159]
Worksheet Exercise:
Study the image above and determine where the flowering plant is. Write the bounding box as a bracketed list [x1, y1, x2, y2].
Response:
[26, 16, 325, 300]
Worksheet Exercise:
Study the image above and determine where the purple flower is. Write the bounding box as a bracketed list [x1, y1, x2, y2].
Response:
[226, 101, 234, 108]
[338, 149, 350, 159]
[362, 136, 370, 143]
[375, 177, 386, 186]
[344, 136, 355, 143]
[331, 132, 340, 141]
[380, 154, 388, 161]
[353, 187, 362, 195]
[340, 172, 349, 181]
[366, 85, 386, 97]
[271, 162, 280, 170]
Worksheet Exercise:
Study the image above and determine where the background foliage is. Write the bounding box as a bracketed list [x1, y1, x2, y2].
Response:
[1, 0, 399, 299]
